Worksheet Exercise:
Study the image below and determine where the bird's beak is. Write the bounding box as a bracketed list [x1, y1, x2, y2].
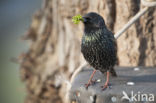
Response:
[82, 17, 87, 23]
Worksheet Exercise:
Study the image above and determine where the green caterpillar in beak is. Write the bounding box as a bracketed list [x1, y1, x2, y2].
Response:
[72, 14, 84, 24]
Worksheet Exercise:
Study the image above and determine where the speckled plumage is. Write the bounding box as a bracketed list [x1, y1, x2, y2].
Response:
[81, 12, 117, 76]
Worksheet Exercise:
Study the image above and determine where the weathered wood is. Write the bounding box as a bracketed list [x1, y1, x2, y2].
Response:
[69, 66, 156, 103]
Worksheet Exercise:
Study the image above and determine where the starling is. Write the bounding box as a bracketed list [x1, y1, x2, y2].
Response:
[81, 12, 117, 90]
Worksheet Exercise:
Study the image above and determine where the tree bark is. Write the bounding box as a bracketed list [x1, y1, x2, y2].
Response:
[20, 0, 156, 103]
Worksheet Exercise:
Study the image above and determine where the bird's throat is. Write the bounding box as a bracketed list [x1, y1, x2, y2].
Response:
[83, 29, 102, 42]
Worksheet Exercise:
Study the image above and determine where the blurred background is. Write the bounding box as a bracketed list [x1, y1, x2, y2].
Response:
[0, 0, 42, 103]
[0, 0, 156, 103]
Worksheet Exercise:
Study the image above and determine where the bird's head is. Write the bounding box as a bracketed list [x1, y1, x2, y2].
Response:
[82, 12, 106, 30]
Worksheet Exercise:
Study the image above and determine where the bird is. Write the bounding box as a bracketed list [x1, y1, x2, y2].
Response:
[80, 12, 117, 90]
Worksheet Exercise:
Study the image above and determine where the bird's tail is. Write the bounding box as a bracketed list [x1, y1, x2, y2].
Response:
[110, 67, 117, 77]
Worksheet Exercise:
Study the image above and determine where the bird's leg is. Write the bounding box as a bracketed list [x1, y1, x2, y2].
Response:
[85, 70, 96, 89]
[101, 71, 110, 90]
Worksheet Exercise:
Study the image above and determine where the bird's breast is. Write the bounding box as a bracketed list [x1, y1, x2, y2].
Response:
[81, 34, 104, 55]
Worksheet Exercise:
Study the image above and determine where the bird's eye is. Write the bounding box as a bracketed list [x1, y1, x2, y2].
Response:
[85, 17, 91, 21]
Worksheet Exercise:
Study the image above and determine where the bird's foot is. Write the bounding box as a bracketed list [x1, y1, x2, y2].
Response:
[85, 70, 97, 89]
[101, 83, 111, 91]
[85, 79, 96, 89]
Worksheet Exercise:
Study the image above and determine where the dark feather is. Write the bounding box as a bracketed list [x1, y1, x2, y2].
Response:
[81, 12, 117, 76]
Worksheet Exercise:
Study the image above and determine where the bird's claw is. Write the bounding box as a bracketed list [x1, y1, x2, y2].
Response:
[101, 83, 111, 91]
[101, 85, 108, 91]
[85, 79, 96, 89]
[85, 83, 90, 89]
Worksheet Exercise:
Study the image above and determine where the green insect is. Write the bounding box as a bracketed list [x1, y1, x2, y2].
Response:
[72, 14, 84, 24]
